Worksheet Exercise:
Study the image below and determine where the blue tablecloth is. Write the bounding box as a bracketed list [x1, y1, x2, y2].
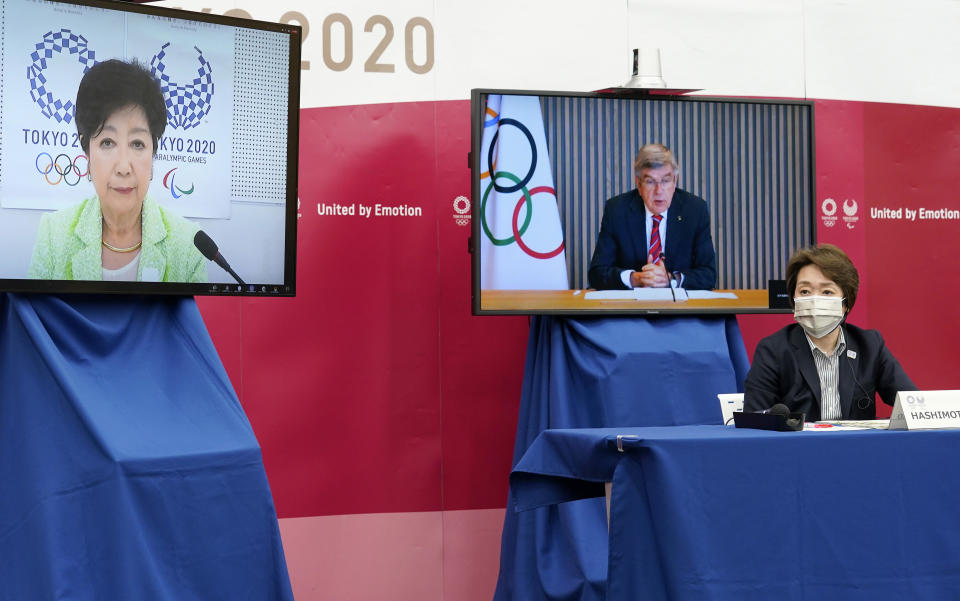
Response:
[512, 425, 960, 601]
[494, 316, 750, 601]
[0, 293, 293, 601]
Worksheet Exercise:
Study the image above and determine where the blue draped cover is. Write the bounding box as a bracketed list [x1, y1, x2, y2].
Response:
[0, 293, 293, 601]
[512, 426, 960, 601]
[493, 316, 750, 601]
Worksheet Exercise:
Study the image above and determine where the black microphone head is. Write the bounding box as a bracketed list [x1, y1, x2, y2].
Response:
[194, 230, 219, 261]
[767, 403, 790, 417]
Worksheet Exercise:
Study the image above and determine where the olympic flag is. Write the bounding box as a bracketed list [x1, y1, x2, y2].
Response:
[479, 95, 568, 290]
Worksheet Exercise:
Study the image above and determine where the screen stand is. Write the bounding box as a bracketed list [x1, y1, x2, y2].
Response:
[0, 292, 294, 600]
[494, 315, 749, 601]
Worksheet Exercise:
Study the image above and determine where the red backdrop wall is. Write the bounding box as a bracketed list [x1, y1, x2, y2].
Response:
[198, 97, 960, 519]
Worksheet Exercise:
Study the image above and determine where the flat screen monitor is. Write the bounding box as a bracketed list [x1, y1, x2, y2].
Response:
[0, 0, 300, 296]
[470, 88, 815, 315]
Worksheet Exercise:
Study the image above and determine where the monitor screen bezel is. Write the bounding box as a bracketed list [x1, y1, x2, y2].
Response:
[0, 0, 301, 297]
[469, 87, 817, 316]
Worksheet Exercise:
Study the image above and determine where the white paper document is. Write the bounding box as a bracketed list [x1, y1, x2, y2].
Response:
[685, 291, 739, 300]
[804, 420, 890, 431]
[584, 288, 689, 301]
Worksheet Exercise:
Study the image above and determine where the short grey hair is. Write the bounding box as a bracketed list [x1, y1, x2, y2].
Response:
[633, 143, 679, 178]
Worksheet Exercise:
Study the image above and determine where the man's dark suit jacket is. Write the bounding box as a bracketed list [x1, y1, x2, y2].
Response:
[744, 323, 916, 421]
[587, 188, 717, 290]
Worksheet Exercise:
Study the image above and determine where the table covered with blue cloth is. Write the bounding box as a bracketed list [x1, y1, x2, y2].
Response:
[0, 293, 293, 601]
[493, 316, 750, 601]
[511, 425, 960, 601]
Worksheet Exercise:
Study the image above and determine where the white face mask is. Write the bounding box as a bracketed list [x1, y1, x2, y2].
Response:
[793, 295, 845, 339]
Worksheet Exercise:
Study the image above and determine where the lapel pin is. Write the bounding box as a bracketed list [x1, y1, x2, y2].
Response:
[847, 350, 857, 359]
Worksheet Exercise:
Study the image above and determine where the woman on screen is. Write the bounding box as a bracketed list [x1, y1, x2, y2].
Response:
[28, 59, 206, 283]
[744, 244, 915, 420]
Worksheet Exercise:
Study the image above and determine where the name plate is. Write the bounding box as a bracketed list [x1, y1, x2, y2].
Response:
[889, 390, 960, 430]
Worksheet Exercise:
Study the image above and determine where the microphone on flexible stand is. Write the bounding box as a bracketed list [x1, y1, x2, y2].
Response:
[194, 230, 246, 286]
[734, 402, 805, 431]
[661, 254, 676, 302]
[763, 403, 791, 417]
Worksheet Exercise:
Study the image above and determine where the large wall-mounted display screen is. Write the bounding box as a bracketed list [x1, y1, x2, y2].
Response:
[0, 0, 300, 296]
[471, 89, 816, 315]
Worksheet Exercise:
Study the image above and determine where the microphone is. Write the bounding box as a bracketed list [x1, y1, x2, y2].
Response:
[661, 254, 676, 302]
[194, 230, 246, 286]
[734, 402, 804, 431]
[765, 403, 803, 429]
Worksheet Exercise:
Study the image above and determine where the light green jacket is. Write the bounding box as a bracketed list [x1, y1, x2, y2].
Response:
[28, 195, 208, 283]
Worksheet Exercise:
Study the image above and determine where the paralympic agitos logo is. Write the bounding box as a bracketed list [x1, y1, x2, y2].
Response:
[163, 168, 195, 199]
[33, 152, 197, 200]
[27, 30, 214, 130]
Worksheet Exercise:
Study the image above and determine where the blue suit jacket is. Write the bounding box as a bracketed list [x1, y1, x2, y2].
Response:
[587, 188, 717, 290]
[744, 323, 916, 420]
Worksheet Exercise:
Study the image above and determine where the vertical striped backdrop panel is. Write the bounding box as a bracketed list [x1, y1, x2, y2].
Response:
[539, 95, 814, 290]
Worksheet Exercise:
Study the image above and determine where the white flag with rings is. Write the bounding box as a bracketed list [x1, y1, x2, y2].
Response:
[479, 94, 568, 290]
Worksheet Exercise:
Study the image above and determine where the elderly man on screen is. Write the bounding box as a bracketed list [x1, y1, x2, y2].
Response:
[588, 143, 717, 290]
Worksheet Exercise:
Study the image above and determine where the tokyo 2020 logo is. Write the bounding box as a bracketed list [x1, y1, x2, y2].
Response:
[27, 29, 97, 123]
[26, 32, 214, 132]
[150, 42, 214, 131]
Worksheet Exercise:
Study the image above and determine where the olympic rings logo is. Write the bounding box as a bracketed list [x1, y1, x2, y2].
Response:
[36, 152, 88, 186]
[480, 110, 564, 260]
